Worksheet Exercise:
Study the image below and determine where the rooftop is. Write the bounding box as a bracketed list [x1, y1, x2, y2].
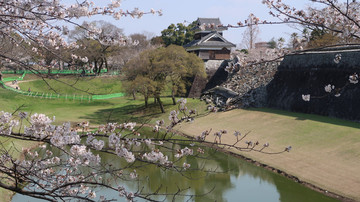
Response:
[184, 31, 235, 50]
[193, 17, 228, 32]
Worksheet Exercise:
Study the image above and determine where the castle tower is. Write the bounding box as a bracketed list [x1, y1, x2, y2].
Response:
[184, 18, 235, 60]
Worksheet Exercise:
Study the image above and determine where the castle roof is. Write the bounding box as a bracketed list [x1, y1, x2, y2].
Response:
[184, 31, 235, 51]
[193, 18, 228, 33]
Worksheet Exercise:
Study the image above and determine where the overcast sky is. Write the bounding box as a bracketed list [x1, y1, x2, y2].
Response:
[65, 0, 313, 47]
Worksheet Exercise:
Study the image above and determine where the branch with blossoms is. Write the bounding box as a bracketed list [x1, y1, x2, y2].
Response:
[0, 98, 290, 201]
[261, 0, 360, 40]
[301, 53, 359, 102]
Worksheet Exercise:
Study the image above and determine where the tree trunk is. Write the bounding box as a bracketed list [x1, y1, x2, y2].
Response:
[104, 57, 108, 71]
[154, 97, 157, 104]
[171, 88, 176, 105]
[132, 89, 136, 100]
[94, 60, 98, 73]
[144, 96, 148, 108]
[156, 96, 165, 113]
[98, 59, 104, 75]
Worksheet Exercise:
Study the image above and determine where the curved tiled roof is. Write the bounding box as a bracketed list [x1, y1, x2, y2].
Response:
[192, 17, 228, 32]
[184, 31, 235, 49]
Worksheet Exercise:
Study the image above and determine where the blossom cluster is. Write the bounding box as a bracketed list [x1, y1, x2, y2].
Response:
[324, 84, 335, 93]
[262, 0, 360, 40]
[175, 147, 193, 158]
[302, 94, 311, 102]
[196, 130, 211, 141]
[143, 150, 171, 165]
[349, 73, 358, 84]
[0, 111, 18, 135]
[334, 54, 342, 64]
[116, 146, 136, 163]
[153, 119, 165, 132]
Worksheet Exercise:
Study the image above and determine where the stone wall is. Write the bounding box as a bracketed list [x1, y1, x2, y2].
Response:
[199, 46, 360, 121]
[266, 46, 360, 121]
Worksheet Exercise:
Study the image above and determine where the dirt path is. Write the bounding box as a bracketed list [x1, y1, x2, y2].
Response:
[4, 79, 35, 90]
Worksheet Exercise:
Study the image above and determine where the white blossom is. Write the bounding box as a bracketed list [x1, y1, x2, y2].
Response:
[168, 110, 179, 123]
[334, 54, 342, 64]
[124, 122, 136, 130]
[349, 73, 358, 84]
[129, 170, 137, 179]
[175, 147, 193, 158]
[302, 94, 311, 102]
[88, 190, 96, 199]
[70, 145, 87, 156]
[234, 131, 241, 137]
[143, 150, 171, 165]
[116, 147, 135, 163]
[81, 57, 88, 63]
[324, 84, 335, 93]
[18, 112, 28, 119]
[183, 162, 190, 170]
[109, 133, 120, 147]
[92, 139, 105, 150]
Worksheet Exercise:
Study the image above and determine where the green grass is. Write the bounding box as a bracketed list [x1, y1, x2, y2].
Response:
[18, 75, 124, 95]
[0, 81, 207, 125]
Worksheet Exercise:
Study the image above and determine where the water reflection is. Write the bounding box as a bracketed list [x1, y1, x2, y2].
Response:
[13, 144, 339, 202]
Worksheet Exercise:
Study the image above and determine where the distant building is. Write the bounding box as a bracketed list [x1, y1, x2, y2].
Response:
[184, 18, 235, 60]
[255, 42, 271, 49]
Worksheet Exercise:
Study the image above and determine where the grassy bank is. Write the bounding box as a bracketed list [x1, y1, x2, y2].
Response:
[176, 108, 360, 201]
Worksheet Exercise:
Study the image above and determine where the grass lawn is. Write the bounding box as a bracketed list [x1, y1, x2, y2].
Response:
[18, 75, 124, 95]
[176, 108, 360, 201]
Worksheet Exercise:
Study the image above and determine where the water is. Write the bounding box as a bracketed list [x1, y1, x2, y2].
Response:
[12, 144, 339, 202]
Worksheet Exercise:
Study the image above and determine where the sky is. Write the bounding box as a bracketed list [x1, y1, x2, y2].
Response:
[65, 0, 314, 47]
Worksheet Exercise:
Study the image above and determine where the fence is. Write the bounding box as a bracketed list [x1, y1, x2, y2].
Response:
[1, 73, 26, 82]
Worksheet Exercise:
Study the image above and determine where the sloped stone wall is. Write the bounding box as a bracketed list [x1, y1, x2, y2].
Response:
[188, 60, 229, 98]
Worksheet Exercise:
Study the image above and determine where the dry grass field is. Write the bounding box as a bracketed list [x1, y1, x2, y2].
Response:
[176, 108, 360, 201]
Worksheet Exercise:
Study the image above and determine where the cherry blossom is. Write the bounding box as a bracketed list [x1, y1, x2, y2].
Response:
[302, 94, 311, 101]
[349, 73, 359, 84]
[334, 54, 342, 64]
[324, 84, 335, 93]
